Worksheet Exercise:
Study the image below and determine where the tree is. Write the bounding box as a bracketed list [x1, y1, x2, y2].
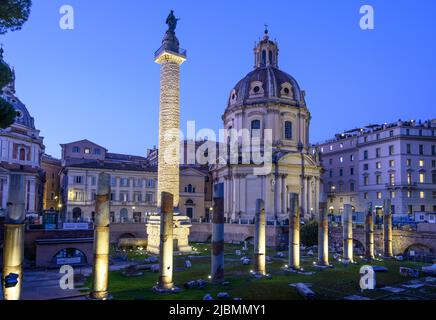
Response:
[301, 220, 318, 247]
[0, 0, 32, 34]
[0, 0, 32, 128]
[0, 97, 17, 128]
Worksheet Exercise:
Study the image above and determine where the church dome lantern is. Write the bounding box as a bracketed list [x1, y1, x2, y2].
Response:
[226, 27, 304, 112]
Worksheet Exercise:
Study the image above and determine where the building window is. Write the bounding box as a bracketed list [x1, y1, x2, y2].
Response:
[407, 159, 412, 167]
[185, 184, 196, 193]
[91, 176, 96, 186]
[376, 175, 382, 185]
[120, 178, 129, 187]
[363, 150, 368, 160]
[406, 129, 410, 136]
[419, 173, 425, 183]
[50, 192, 55, 201]
[350, 182, 355, 192]
[390, 191, 396, 199]
[408, 205, 413, 215]
[72, 146, 80, 153]
[339, 157, 344, 163]
[350, 154, 354, 162]
[419, 144, 424, 155]
[74, 176, 83, 184]
[329, 158, 333, 165]
[350, 167, 354, 175]
[432, 191, 436, 199]
[376, 162, 382, 169]
[376, 192, 382, 199]
[284, 121, 293, 140]
[363, 163, 369, 171]
[432, 173, 436, 184]
[376, 133, 380, 140]
[407, 144, 411, 154]
[145, 193, 153, 203]
[339, 169, 343, 177]
[419, 160, 424, 167]
[364, 192, 368, 200]
[407, 191, 412, 198]
[251, 120, 261, 138]
[432, 145, 436, 156]
[432, 160, 436, 168]
[340, 143, 343, 148]
[19, 148, 25, 161]
[330, 145, 333, 151]
[420, 191, 425, 199]
[110, 177, 116, 186]
[120, 193, 128, 202]
[420, 205, 425, 212]
[389, 145, 394, 155]
[329, 170, 333, 178]
[364, 176, 369, 186]
[389, 130, 394, 137]
[375, 148, 381, 158]
[407, 173, 412, 185]
[84, 148, 91, 154]
[94, 148, 101, 155]
[389, 174, 395, 186]
[389, 160, 395, 167]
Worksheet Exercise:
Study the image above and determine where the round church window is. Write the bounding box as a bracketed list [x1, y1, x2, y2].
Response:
[253, 86, 260, 93]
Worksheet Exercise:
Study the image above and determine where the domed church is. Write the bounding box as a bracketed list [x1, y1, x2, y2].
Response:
[0, 49, 45, 213]
[212, 29, 322, 222]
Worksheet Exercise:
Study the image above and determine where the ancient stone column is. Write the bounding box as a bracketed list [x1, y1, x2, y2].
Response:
[254, 199, 266, 275]
[2, 174, 25, 300]
[155, 28, 186, 209]
[383, 199, 393, 257]
[317, 202, 329, 266]
[156, 192, 175, 291]
[343, 204, 354, 263]
[288, 193, 300, 270]
[90, 173, 111, 300]
[211, 197, 224, 284]
[365, 202, 375, 260]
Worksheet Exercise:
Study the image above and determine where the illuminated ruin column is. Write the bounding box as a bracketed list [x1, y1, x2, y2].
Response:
[254, 199, 266, 275]
[90, 173, 111, 300]
[155, 27, 186, 210]
[365, 202, 375, 260]
[343, 204, 354, 263]
[288, 193, 300, 270]
[2, 174, 25, 300]
[383, 199, 393, 257]
[155, 192, 175, 291]
[317, 202, 329, 266]
[211, 197, 224, 284]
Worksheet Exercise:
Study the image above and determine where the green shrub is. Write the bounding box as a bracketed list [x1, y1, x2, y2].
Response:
[301, 220, 318, 247]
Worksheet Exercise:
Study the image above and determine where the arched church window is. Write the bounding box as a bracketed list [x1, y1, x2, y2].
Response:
[261, 50, 266, 66]
[253, 86, 260, 93]
[284, 121, 293, 140]
[269, 50, 273, 65]
[251, 120, 261, 138]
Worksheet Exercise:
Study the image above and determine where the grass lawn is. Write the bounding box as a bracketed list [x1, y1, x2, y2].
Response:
[83, 243, 435, 300]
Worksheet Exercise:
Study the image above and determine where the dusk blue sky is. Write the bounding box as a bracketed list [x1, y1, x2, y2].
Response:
[3, 0, 435, 158]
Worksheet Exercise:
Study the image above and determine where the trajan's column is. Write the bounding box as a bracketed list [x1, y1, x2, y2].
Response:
[155, 10, 186, 209]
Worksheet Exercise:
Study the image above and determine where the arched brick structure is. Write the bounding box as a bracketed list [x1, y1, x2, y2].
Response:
[330, 227, 436, 256]
[35, 238, 93, 268]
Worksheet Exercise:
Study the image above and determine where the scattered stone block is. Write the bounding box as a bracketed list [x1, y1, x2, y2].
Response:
[276, 252, 285, 258]
[290, 283, 315, 300]
[307, 250, 314, 257]
[344, 295, 371, 300]
[372, 266, 389, 273]
[422, 264, 436, 275]
[197, 279, 207, 288]
[381, 286, 406, 293]
[400, 267, 419, 278]
[184, 260, 192, 268]
[150, 264, 160, 273]
[184, 281, 197, 289]
[242, 258, 251, 265]
[235, 250, 241, 256]
[395, 255, 404, 261]
[203, 294, 213, 300]
[217, 292, 230, 299]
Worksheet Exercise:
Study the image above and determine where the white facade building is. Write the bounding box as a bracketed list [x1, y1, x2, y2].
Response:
[317, 119, 436, 218]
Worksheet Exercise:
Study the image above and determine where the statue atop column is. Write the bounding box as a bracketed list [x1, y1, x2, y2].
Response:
[166, 10, 179, 33]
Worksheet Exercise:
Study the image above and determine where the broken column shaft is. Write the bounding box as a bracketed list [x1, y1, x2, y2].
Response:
[211, 197, 224, 284]
[383, 199, 393, 257]
[365, 202, 375, 260]
[343, 204, 354, 263]
[288, 193, 300, 270]
[317, 202, 329, 266]
[254, 199, 266, 275]
[90, 173, 111, 300]
[157, 192, 175, 290]
[2, 174, 25, 300]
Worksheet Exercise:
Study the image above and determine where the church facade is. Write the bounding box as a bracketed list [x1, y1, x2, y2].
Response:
[212, 30, 322, 222]
[0, 53, 45, 214]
